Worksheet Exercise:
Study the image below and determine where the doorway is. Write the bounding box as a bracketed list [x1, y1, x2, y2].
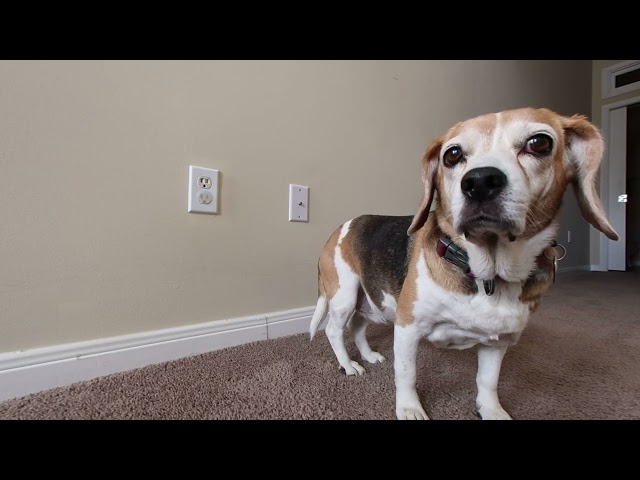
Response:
[627, 105, 640, 272]
[604, 101, 640, 272]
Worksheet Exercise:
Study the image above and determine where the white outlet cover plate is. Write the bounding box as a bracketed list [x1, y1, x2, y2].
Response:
[188, 166, 219, 214]
[289, 184, 309, 222]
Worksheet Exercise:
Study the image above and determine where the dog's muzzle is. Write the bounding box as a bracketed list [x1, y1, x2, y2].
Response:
[458, 167, 515, 236]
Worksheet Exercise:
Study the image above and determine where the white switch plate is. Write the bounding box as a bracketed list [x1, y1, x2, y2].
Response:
[288, 184, 309, 222]
[188, 166, 219, 214]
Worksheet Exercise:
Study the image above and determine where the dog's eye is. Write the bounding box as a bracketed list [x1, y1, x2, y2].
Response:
[443, 146, 464, 168]
[524, 134, 553, 156]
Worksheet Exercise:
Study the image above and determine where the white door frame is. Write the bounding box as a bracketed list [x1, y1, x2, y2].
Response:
[591, 94, 640, 271]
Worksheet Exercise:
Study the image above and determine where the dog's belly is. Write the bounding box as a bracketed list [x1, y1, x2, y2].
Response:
[356, 287, 397, 324]
[426, 322, 520, 350]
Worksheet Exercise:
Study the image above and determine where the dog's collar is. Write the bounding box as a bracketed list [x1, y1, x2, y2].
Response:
[436, 236, 474, 277]
[436, 236, 497, 295]
[436, 235, 562, 296]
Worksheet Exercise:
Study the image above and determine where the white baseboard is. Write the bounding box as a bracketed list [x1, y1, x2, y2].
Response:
[0, 306, 317, 403]
[557, 265, 591, 274]
[266, 307, 318, 339]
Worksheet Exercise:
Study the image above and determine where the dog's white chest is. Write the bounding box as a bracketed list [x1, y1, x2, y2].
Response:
[413, 254, 529, 349]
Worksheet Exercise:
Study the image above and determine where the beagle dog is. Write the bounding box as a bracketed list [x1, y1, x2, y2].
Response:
[309, 107, 618, 420]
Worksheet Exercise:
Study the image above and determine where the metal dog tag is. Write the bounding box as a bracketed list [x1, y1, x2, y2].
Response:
[544, 242, 564, 284]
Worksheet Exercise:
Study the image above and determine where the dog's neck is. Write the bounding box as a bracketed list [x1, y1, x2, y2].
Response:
[436, 217, 559, 283]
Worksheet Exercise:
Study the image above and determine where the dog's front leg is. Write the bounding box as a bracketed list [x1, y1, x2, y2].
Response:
[476, 345, 512, 420]
[394, 322, 429, 420]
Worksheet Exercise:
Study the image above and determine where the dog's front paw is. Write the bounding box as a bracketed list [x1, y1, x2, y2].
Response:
[396, 405, 429, 420]
[476, 403, 512, 420]
[362, 351, 386, 364]
[340, 360, 366, 376]
[396, 395, 429, 420]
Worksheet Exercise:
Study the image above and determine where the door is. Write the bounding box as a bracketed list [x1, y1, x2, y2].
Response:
[626, 105, 640, 272]
[608, 107, 627, 271]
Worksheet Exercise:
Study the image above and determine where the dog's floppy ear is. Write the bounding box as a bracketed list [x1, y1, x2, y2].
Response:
[407, 138, 442, 235]
[562, 115, 619, 241]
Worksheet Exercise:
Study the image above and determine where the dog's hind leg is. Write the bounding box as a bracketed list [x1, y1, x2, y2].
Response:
[350, 313, 386, 364]
[320, 218, 368, 376]
[325, 288, 365, 376]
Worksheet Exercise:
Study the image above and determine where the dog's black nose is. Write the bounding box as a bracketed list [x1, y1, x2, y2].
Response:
[461, 167, 507, 202]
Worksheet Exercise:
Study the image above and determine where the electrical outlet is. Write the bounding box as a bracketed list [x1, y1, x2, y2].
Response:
[288, 184, 309, 222]
[198, 190, 214, 204]
[567, 230, 572, 243]
[188, 166, 219, 214]
[198, 176, 212, 189]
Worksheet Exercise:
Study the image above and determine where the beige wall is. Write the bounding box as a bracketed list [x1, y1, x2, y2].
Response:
[590, 60, 640, 265]
[0, 60, 593, 353]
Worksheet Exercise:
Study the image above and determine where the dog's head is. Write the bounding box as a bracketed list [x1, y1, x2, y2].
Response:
[407, 107, 619, 243]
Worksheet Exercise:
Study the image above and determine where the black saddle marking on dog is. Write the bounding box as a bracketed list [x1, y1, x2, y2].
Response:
[349, 215, 414, 309]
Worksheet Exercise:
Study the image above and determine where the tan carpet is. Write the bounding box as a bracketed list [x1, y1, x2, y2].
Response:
[1, 271, 639, 420]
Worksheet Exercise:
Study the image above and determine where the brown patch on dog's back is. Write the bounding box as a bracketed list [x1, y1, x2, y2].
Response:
[317, 227, 341, 300]
[337, 223, 363, 278]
